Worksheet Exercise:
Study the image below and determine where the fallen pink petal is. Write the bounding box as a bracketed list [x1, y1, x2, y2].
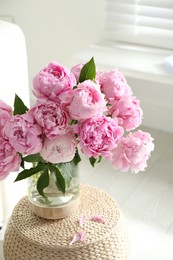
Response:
[79, 215, 88, 226]
[91, 215, 105, 224]
[69, 231, 87, 245]
[79, 231, 87, 242]
[69, 233, 80, 245]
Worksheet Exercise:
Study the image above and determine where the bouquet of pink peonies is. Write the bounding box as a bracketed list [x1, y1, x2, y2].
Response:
[0, 57, 154, 196]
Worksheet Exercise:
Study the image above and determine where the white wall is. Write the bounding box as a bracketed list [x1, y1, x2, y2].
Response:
[0, 0, 105, 96]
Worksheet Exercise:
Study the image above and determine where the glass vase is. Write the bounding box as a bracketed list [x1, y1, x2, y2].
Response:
[27, 161, 80, 219]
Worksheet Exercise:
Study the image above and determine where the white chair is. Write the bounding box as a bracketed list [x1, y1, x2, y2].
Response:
[0, 20, 29, 259]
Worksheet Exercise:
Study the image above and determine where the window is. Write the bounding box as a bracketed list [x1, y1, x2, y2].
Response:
[105, 0, 173, 50]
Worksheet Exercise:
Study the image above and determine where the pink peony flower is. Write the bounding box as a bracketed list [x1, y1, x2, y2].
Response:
[68, 80, 107, 120]
[33, 62, 76, 104]
[2, 113, 43, 155]
[30, 100, 70, 139]
[79, 115, 124, 159]
[98, 69, 132, 105]
[71, 63, 84, 81]
[111, 130, 154, 173]
[0, 134, 21, 181]
[109, 96, 143, 131]
[40, 133, 77, 163]
[0, 100, 13, 131]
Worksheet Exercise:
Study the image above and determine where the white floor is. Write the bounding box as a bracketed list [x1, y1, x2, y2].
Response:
[1, 126, 173, 259]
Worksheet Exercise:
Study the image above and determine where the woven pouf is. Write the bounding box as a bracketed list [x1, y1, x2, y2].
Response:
[3, 185, 129, 260]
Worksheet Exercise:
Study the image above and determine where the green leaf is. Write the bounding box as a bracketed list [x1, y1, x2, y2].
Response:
[78, 57, 96, 83]
[20, 158, 25, 169]
[49, 165, 66, 194]
[58, 163, 72, 188]
[18, 153, 25, 169]
[89, 157, 97, 167]
[23, 153, 43, 163]
[36, 168, 49, 197]
[97, 156, 102, 164]
[13, 94, 28, 115]
[14, 164, 45, 182]
[73, 149, 81, 166]
[70, 119, 78, 125]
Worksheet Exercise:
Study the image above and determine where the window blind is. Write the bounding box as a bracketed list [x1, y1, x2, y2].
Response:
[105, 0, 173, 49]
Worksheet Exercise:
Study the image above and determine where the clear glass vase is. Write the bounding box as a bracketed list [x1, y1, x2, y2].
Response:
[27, 161, 80, 219]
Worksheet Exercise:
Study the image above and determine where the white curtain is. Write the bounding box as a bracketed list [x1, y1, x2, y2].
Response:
[105, 0, 173, 49]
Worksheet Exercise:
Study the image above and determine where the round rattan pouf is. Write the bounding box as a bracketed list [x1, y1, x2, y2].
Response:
[3, 185, 129, 260]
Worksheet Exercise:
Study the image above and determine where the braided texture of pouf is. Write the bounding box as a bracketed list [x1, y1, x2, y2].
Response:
[3, 185, 129, 260]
